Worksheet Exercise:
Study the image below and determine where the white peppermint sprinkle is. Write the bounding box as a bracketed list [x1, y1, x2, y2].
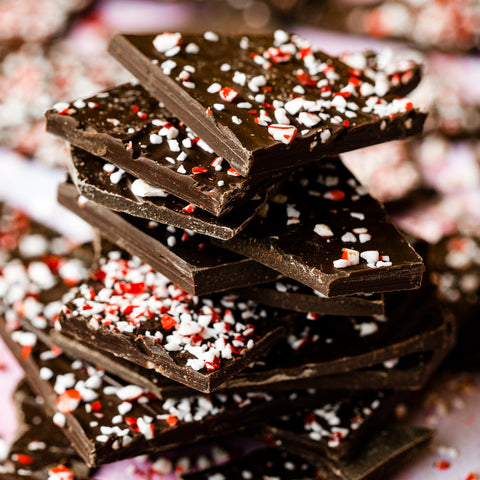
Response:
[233, 71, 247, 86]
[333, 259, 350, 269]
[73, 99, 86, 109]
[204, 31, 219, 42]
[153, 32, 182, 53]
[150, 133, 163, 144]
[214, 103, 225, 111]
[53, 101, 69, 112]
[320, 129, 331, 143]
[116, 385, 143, 401]
[314, 224, 333, 238]
[350, 212, 365, 220]
[232, 116, 242, 125]
[185, 42, 199, 54]
[217, 180, 225, 187]
[284, 97, 304, 115]
[207, 83, 222, 94]
[298, 112, 320, 127]
[341, 232, 357, 243]
[220, 63, 231, 71]
[360, 251, 379, 264]
[238, 102, 252, 109]
[53, 412, 66, 428]
[131, 179, 168, 198]
[274, 108, 290, 125]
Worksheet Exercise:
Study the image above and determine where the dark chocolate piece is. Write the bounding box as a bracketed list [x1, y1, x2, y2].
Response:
[58, 248, 288, 393]
[214, 157, 425, 296]
[264, 391, 400, 462]
[68, 147, 268, 240]
[233, 280, 385, 316]
[0, 382, 92, 480]
[58, 181, 281, 295]
[46, 83, 290, 217]
[57, 287, 451, 395]
[108, 32, 426, 176]
[0, 321, 324, 468]
[182, 426, 434, 480]
[50, 330, 449, 396]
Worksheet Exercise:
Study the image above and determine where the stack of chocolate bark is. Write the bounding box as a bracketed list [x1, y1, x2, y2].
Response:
[0, 31, 455, 479]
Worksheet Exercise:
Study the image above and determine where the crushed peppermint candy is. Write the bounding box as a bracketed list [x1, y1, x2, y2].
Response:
[60, 251, 276, 374]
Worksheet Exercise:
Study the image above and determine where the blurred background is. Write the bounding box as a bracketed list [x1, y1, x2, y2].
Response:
[0, 1, 479, 478]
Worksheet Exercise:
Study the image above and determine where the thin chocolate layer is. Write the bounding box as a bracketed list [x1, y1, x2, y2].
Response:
[46, 83, 290, 217]
[0, 382, 92, 480]
[182, 426, 433, 480]
[58, 181, 281, 296]
[233, 280, 385, 316]
[51, 330, 449, 396]
[58, 249, 289, 393]
[109, 32, 426, 176]
[68, 147, 268, 240]
[214, 157, 425, 296]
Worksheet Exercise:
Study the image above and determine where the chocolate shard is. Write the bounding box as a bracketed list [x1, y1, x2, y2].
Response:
[108, 32, 426, 176]
[55, 289, 452, 396]
[50, 330, 447, 396]
[181, 426, 434, 480]
[263, 391, 401, 462]
[1, 321, 326, 468]
[58, 181, 281, 296]
[67, 147, 268, 240]
[0, 212, 328, 467]
[46, 83, 291, 217]
[0, 382, 93, 480]
[232, 280, 385, 316]
[58, 248, 289, 393]
[214, 157, 425, 296]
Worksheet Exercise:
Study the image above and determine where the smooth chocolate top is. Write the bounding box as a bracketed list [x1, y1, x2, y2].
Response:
[109, 32, 426, 175]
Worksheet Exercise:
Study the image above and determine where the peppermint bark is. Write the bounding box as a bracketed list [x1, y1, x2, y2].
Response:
[109, 31, 426, 175]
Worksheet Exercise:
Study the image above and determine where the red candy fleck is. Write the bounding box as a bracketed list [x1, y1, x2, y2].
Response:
[205, 356, 221, 371]
[405, 102, 414, 110]
[82, 304, 93, 311]
[15, 454, 34, 464]
[90, 401, 102, 412]
[182, 204, 196, 214]
[343, 120, 350, 127]
[131, 105, 139, 112]
[466, 474, 479, 480]
[192, 167, 209, 174]
[91, 268, 107, 281]
[326, 190, 346, 201]
[435, 460, 451, 470]
[166, 415, 178, 426]
[227, 168, 241, 177]
[124, 282, 146, 294]
[334, 91, 351, 98]
[161, 314, 177, 330]
[296, 71, 317, 87]
[218, 87, 238, 102]
[137, 112, 148, 119]
[48, 465, 74, 480]
[300, 46, 312, 58]
[21, 345, 32, 359]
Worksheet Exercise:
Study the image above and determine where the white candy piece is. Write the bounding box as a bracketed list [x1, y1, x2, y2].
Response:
[153, 32, 182, 53]
[313, 224, 334, 238]
[131, 179, 168, 198]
